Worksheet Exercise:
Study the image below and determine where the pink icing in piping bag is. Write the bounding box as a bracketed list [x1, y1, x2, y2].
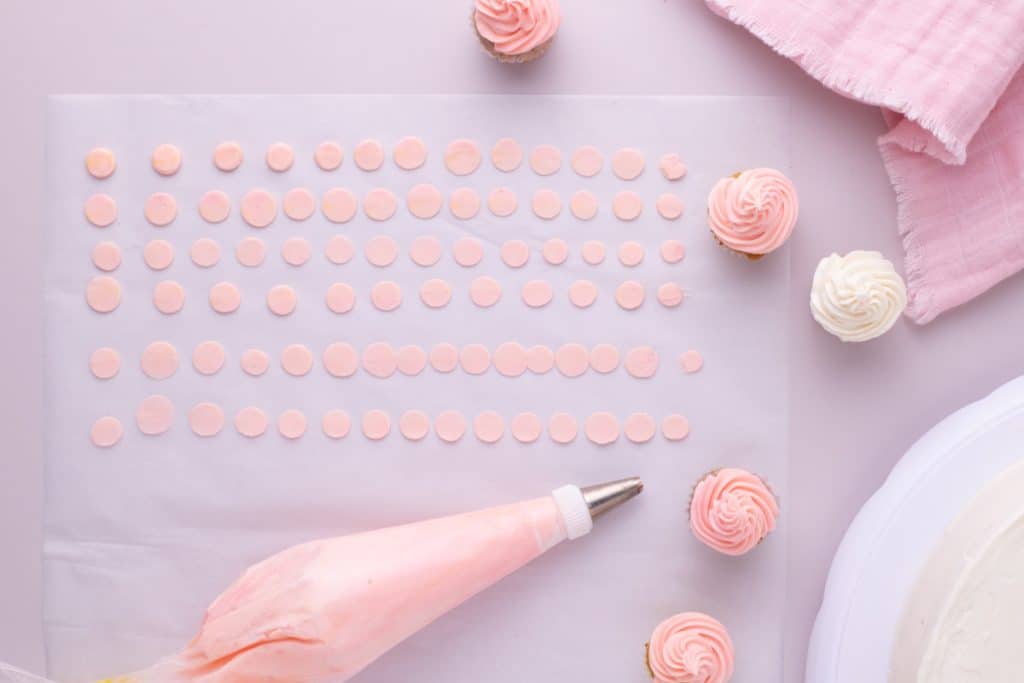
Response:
[97, 477, 643, 683]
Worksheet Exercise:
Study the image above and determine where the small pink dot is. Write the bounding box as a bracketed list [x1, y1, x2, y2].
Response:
[323, 409, 351, 439]
[91, 241, 121, 271]
[90, 416, 123, 447]
[144, 192, 177, 227]
[84, 193, 117, 227]
[151, 144, 182, 176]
[315, 141, 343, 171]
[362, 409, 391, 440]
[266, 285, 297, 316]
[198, 190, 231, 223]
[144, 240, 175, 270]
[153, 280, 185, 314]
[278, 409, 308, 439]
[213, 142, 243, 172]
[680, 350, 704, 373]
[265, 142, 294, 172]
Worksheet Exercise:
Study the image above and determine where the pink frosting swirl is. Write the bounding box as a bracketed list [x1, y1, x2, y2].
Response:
[707, 168, 798, 255]
[474, 0, 561, 56]
[647, 612, 735, 683]
[690, 468, 779, 556]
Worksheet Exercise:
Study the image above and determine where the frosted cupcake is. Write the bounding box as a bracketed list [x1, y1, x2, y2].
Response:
[473, 0, 561, 64]
[645, 612, 735, 683]
[707, 168, 798, 259]
[810, 251, 907, 342]
[689, 468, 779, 556]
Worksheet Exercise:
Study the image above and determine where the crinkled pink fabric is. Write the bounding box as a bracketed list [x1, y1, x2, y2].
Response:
[707, 0, 1024, 323]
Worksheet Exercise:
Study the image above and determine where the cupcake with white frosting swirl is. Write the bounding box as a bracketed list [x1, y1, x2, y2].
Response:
[707, 168, 798, 259]
[645, 612, 735, 683]
[472, 0, 561, 64]
[810, 251, 907, 342]
[689, 468, 779, 556]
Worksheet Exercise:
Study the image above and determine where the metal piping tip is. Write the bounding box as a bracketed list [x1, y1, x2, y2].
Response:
[580, 477, 643, 520]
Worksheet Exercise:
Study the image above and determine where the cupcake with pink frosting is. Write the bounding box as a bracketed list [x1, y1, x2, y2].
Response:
[645, 611, 735, 683]
[689, 468, 779, 556]
[472, 0, 561, 64]
[707, 168, 798, 260]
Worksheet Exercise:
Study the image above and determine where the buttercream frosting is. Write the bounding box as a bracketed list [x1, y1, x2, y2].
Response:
[647, 612, 734, 683]
[474, 0, 561, 56]
[690, 468, 778, 556]
[707, 168, 797, 255]
[810, 250, 907, 342]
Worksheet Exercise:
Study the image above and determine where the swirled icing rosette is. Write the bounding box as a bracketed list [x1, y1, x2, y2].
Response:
[810, 250, 907, 342]
[646, 612, 735, 683]
[707, 168, 798, 258]
[689, 468, 779, 556]
[473, 0, 561, 63]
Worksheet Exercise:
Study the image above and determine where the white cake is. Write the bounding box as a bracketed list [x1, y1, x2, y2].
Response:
[890, 460, 1024, 682]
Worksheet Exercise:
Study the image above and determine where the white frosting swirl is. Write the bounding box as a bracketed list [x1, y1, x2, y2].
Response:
[810, 251, 907, 342]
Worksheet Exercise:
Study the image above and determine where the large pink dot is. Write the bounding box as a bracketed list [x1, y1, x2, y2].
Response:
[90, 416, 123, 447]
[315, 141, 343, 171]
[283, 188, 316, 221]
[136, 394, 174, 435]
[151, 144, 182, 176]
[91, 241, 121, 272]
[570, 191, 598, 220]
[266, 284, 297, 316]
[493, 341, 528, 377]
[407, 183, 443, 219]
[86, 276, 121, 313]
[420, 278, 452, 308]
[624, 413, 656, 444]
[235, 407, 268, 438]
[659, 153, 687, 180]
[530, 144, 561, 175]
[191, 238, 221, 268]
[396, 345, 427, 376]
[153, 280, 185, 314]
[213, 141, 244, 172]
[278, 409, 308, 439]
[619, 241, 645, 267]
[449, 187, 480, 219]
[265, 142, 294, 172]
[571, 146, 603, 177]
[323, 410, 351, 439]
[625, 346, 659, 378]
[488, 187, 517, 217]
[144, 192, 178, 227]
[656, 193, 684, 220]
[453, 238, 483, 267]
[141, 341, 178, 379]
[662, 414, 690, 441]
[548, 413, 578, 444]
[568, 280, 598, 308]
[365, 235, 398, 267]
[371, 281, 402, 312]
[325, 282, 356, 314]
[192, 340, 226, 375]
[281, 237, 312, 267]
[460, 344, 491, 375]
[362, 341, 397, 378]
[322, 188, 358, 223]
[198, 190, 231, 223]
[589, 344, 620, 374]
[542, 238, 568, 265]
[144, 240, 174, 270]
[435, 410, 467, 443]
[410, 235, 442, 267]
[611, 148, 645, 180]
[657, 282, 685, 307]
[501, 240, 530, 268]
[532, 189, 561, 219]
[236, 237, 266, 267]
[209, 282, 241, 314]
[281, 343, 314, 376]
[445, 139, 481, 175]
[511, 412, 542, 443]
[612, 191, 643, 221]
[680, 349, 704, 373]
[84, 193, 117, 227]
[241, 189, 277, 228]
[581, 240, 606, 265]
[354, 139, 384, 171]
[393, 136, 427, 170]
[661, 240, 686, 264]
[85, 147, 116, 179]
[615, 280, 645, 310]
[491, 138, 522, 172]
[189, 402, 225, 437]
[527, 345, 554, 374]
[521, 280, 553, 308]
[555, 343, 590, 378]
[399, 410, 430, 441]
[241, 348, 270, 376]
[89, 347, 120, 379]
[323, 342, 358, 377]
[364, 188, 398, 221]
[325, 235, 355, 265]
[585, 412, 620, 445]
[469, 276, 502, 308]
[474, 411, 505, 443]
[362, 410, 391, 440]
[430, 343, 459, 373]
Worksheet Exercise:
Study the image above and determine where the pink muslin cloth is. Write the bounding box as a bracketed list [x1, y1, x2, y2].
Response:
[707, 0, 1024, 323]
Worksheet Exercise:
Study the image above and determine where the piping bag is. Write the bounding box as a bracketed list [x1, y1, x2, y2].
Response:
[0, 477, 641, 683]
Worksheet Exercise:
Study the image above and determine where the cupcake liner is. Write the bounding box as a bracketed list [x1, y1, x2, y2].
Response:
[644, 641, 656, 679]
[471, 9, 554, 64]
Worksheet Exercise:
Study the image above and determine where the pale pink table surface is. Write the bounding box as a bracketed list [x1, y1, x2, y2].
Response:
[2, 1, 1023, 680]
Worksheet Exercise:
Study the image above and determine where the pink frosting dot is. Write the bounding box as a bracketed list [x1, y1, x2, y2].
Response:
[315, 141, 344, 171]
[618, 241, 645, 267]
[322, 188, 358, 223]
[85, 147, 116, 179]
[371, 281, 402, 312]
[277, 409, 307, 440]
[624, 346, 659, 379]
[241, 189, 277, 228]
[449, 187, 481, 219]
[661, 240, 686, 264]
[322, 410, 351, 439]
[612, 191, 643, 221]
[153, 280, 185, 315]
[571, 145, 603, 177]
[555, 343, 589, 378]
[615, 280, 645, 310]
[453, 238, 484, 267]
[589, 344, 620, 374]
[191, 238, 221, 268]
[241, 348, 270, 377]
[410, 235, 442, 267]
[420, 278, 453, 308]
[460, 343, 491, 375]
[521, 280, 553, 308]
[265, 142, 294, 172]
[209, 282, 241, 314]
[680, 349, 704, 373]
[611, 148, 645, 180]
[86, 276, 121, 313]
[192, 340, 226, 375]
[84, 193, 117, 227]
[365, 235, 398, 267]
[647, 612, 734, 683]
[266, 285, 297, 316]
[491, 138, 522, 172]
[281, 237, 312, 267]
[585, 412, 619, 445]
[501, 240, 530, 268]
[198, 190, 231, 223]
[362, 342, 398, 378]
[90, 416, 123, 447]
[325, 235, 355, 265]
[213, 142, 243, 172]
[151, 144, 182, 176]
[89, 347, 120, 379]
[429, 343, 460, 373]
[526, 345, 554, 374]
[488, 187, 517, 217]
[235, 407, 268, 438]
[236, 237, 266, 267]
[658, 282, 685, 308]
[283, 188, 316, 221]
[144, 192, 177, 227]
[469, 276, 502, 308]
[323, 342, 358, 378]
[493, 341, 528, 377]
[474, 411, 505, 443]
[624, 413, 657, 443]
[91, 241, 121, 272]
[393, 136, 426, 170]
[362, 410, 391, 440]
[659, 153, 687, 180]
[281, 343, 314, 377]
[407, 183, 443, 219]
[542, 238, 568, 265]
[325, 282, 356, 314]
[141, 341, 178, 380]
[364, 188, 398, 221]
[532, 189, 561, 219]
[399, 410, 430, 441]
[690, 468, 779, 556]
[396, 345, 427, 376]
[529, 144, 561, 175]
[656, 193, 684, 220]
[136, 394, 174, 435]
[354, 139, 384, 171]
[662, 414, 690, 441]
[435, 410, 467, 443]
[569, 190, 599, 220]
[189, 402, 225, 437]
[568, 280, 598, 308]
[445, 139, 481, 175]
[511, 412, 543, 443]
[582, 240, 606, 265]
[548, 413, 578, 444]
